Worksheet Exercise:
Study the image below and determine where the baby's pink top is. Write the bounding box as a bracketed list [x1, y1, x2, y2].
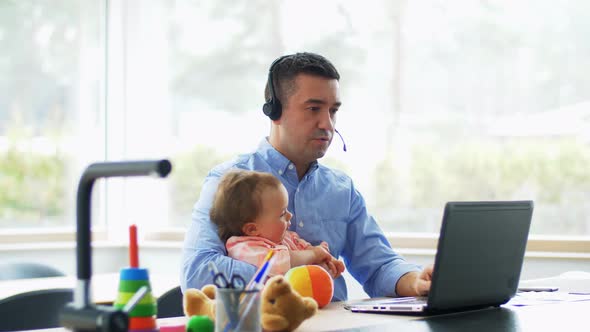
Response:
[226, 231, 311, 276]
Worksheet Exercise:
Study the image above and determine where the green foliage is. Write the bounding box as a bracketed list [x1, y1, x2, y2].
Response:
[373, 139, 590, 234]
[410, 139, 590, 205]
[0, 149, 66, 226]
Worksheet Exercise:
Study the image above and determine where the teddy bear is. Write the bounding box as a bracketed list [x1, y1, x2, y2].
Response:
[260, 275, 318, 332]
[183, 275, 317, 332]
[183, 283, 217, 321]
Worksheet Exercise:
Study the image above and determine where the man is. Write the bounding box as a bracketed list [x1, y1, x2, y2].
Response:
[182, 52, 433, 301]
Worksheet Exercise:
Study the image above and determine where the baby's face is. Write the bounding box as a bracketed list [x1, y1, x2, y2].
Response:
[254, 184, 292, 243]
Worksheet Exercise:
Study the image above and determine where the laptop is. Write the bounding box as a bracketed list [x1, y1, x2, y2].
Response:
[348, 200, 534, 315]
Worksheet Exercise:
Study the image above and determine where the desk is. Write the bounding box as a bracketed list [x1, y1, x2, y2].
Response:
[162, 272, 590, 331]
[9, 273, 590, 331]
[0, 273, 179, 304]
[22, 300, 590, 332]
[157, 300, 589, 332]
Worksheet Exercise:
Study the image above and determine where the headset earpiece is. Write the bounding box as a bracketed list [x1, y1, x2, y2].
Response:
[262, 101, 274, 119]
[262, 55, 289, 120]
[262, 98, 282, 120]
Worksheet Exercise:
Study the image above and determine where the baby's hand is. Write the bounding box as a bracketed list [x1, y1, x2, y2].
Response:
[311, 245, 332, 264]
[318, 257, 345, 279]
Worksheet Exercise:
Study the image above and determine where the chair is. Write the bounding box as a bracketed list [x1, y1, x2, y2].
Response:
[157, 285, 184, 318]
[0, 262, 66, 280]
[0, 288, 73, 331]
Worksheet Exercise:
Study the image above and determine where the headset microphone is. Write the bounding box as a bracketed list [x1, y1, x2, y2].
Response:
[335, 129, 347, 152]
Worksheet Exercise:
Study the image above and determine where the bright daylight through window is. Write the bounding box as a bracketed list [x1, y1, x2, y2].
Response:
[0, 0, 105, 230]
[1, 0, 589, 240]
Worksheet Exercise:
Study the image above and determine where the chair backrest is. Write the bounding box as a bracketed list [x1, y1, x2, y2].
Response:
[157, 285, 184, 318]
[0, 262, 66, 280]
[0, 288, 73, 331]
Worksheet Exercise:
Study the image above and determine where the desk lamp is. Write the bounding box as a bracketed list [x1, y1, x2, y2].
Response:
[60, 160, 172, 332]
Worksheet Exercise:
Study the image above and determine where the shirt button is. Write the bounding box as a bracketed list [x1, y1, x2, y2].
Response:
[278, 170, 283, 175]
[288, 164, 294, 170]
[299, 221, 304, 227]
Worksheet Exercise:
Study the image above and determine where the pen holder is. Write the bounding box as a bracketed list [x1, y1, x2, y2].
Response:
[216, 288, 261, 332]
[114, 267, 158, 332]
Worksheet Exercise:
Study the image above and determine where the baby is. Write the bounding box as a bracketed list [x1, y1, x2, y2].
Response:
[210, 170, 345, 278]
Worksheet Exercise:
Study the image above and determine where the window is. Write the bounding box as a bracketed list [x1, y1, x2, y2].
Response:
[126, 0, 589, 237]
[0, 0, 106, 229]
[2, 0, 589, 241]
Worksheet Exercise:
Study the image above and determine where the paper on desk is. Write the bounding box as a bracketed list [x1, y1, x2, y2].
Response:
[518, 270, 590, 293]
[507, 291, 590, 307]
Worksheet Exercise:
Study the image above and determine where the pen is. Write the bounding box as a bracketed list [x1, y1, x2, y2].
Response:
[223, 250, 275, 331]
[245, 250, 275, 290]
[518, 286, 559, 292]
[233, 255, 276, 331]
[251, 256, 273, 290]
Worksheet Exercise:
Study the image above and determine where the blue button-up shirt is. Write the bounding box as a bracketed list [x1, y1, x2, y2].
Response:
[181, 138, 420, 301]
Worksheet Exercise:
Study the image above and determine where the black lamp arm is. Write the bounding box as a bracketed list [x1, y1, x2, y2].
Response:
[61, 159, 171, 332]
[76, 160, 172, 282]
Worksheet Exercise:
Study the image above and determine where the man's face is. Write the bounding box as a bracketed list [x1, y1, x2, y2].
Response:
[272, 74, 341, 166]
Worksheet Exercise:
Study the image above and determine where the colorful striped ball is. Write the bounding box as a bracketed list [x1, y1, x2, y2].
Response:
[284, 265, 333, 308]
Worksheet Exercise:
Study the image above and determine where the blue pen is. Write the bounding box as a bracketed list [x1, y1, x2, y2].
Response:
[224, 251, 275, 331]
[233, 256, 276, 331]
[250, 259, 271, 290]
[245, 250, 275, 290]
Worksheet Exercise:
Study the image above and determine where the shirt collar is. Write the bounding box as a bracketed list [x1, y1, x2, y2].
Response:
[256, 137, 319, 177]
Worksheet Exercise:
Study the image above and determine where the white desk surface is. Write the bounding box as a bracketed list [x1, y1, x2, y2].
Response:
[518, 270, 590, 293]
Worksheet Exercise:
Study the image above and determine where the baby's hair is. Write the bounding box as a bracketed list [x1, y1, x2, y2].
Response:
[210, 170, 283, 242]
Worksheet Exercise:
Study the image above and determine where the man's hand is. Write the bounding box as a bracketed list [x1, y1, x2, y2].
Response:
[395, 264, 434, 297]
[331, 258, 345, 277]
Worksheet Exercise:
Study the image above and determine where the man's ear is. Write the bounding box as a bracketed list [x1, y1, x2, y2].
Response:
[242, 222, 259, 236]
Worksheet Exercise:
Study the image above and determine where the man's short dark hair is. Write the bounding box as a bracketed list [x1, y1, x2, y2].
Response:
[264, 52, 340, 105]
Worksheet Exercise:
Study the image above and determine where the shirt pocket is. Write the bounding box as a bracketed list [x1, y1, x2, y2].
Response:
[319, 219, 348, 258]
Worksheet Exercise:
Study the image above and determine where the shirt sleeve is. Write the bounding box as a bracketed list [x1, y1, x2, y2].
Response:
[343, 184, 422, 298]
[181, 168, 257, 292]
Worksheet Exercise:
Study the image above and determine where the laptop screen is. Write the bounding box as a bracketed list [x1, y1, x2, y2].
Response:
[427, 201, 534, 311]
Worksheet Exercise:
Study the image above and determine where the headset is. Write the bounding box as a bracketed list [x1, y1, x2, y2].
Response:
[262, 55, 347, 151]
[262, 55, 290, 121]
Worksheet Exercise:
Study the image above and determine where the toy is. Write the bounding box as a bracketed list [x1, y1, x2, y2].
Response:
[186, 315, 214, 332]
[183, 284, 217, 321]
[284, 265, 333, 308]
[184, 276, 317, 332]
[114, 225, 158, 332]
[261, 275, 318, 332]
